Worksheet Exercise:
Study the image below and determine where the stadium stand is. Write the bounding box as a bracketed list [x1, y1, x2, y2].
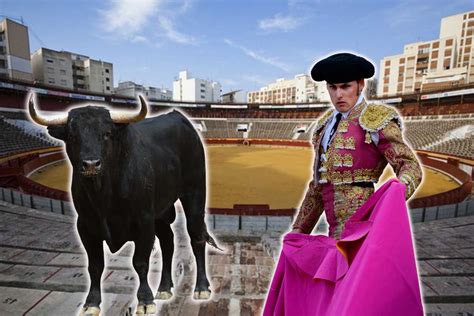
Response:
[1, 78, 474, 159]
[428, 137, 474, 159]
[2, 108, 472, 159]
[403, 115, 474, 159]
[0, 117, 58, 158]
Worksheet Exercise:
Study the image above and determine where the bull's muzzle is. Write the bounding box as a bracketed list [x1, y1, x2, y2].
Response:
[81, 159, 102, 177]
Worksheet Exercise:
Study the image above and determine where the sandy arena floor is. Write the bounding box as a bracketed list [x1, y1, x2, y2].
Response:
[29, 145, 459, 209]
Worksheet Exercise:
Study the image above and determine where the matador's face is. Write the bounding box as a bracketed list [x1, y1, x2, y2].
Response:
[326, 79, 365, 113]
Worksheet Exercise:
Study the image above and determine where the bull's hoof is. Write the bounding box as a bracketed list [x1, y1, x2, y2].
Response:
[80, 306, 100, 316]
[156, 290, 173, 300]
[193, 290, 211, 300]
[136, 303, 156, 315]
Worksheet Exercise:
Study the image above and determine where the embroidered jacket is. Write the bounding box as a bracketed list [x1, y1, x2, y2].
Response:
[293, 100, 422, 233]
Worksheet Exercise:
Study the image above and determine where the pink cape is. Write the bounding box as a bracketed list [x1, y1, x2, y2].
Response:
[263, 179, 424, 316]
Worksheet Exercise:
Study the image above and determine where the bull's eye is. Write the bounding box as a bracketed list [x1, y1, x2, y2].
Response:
[104, 131, 112, 140]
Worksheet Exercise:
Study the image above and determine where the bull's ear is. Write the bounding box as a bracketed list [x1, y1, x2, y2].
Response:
[47, 125, 67, 141]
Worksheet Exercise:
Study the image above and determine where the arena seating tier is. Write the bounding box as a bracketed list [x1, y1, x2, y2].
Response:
[1, 109, 472, 160]
[0, 117, 59, 158]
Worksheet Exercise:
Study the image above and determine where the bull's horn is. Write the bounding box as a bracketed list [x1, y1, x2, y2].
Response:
[28, 93, 68, 126]
[110, 94, 148, 123]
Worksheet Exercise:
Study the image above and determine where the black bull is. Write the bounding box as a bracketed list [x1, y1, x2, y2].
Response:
[28, 94, 218, 315]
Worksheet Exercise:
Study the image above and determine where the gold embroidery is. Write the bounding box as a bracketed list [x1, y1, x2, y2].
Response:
[334, 135, 345, 149]
[345, 136, 355, 150]
[318, 168, 381, 185]
[312, 130, 322, 146]
[354, 169, 364, 182]
[379, 121, 423, 200]
[319, 159, 328, 172]
[347, 100, 367, 121]
[332, 185, 374, 239]
[359, 103, 401, 132]
[342, 154, 353, 167]
[338, 120, 349, 133]
[332, 171, 343, 183]
[320, 171, 328, 183]
[365, 131, 372, 144]
[292, 182, 324, 233]
[333, 153, 343, 167]
[315, 109, 335, 133]
[342, 170, 352, 182]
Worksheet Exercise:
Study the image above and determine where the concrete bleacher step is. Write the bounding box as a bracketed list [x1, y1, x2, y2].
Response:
[0, 201, 274, 315]
[1, 199, 473, 314]
[0, 287, 134, 316]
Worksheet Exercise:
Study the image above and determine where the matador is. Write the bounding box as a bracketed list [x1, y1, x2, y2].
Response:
[292, 53, 423, 239]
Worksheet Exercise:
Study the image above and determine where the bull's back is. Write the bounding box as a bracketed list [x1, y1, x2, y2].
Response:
[136, 110, 201, 148]
[133, 110, 205, 180]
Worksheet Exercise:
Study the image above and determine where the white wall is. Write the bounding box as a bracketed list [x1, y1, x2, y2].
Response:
[173, 71, 221, 102]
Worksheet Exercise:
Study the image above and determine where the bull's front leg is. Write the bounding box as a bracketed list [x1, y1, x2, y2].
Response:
[77, 219, 104, 316]
[133, 223, 156, 315]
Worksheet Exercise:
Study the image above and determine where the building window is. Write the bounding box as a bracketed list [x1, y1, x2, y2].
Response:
[46, 58, 54, 63]
[105, 69, 110, 73]
[418, 48, 429, 54]
[60, 69, 66, 75]
[60, 79, 67, 86]
[48, 79, 55, 84]
[106, 77, 110, 82]
[200, 89, 205, 93]
[106, 86, 110, 90]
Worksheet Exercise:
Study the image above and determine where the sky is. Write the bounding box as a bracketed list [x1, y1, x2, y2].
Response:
[1, 0, 473, 93]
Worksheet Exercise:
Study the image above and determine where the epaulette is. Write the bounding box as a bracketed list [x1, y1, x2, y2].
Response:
[314, 108, 334, 133]
[359, 103, 402, 132]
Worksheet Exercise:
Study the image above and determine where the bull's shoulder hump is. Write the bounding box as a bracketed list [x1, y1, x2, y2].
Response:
[170, 109, 195, 129]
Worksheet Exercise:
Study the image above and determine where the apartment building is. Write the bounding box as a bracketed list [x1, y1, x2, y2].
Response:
[247, 74, 330, 104]
[31, 48, 113, 94]
[378, 10, 474, 96]
[0, 18, 33, 82]
[222, 90, 247, 103]
[172, 71, 221, 102]
[115, 81, 172, 100]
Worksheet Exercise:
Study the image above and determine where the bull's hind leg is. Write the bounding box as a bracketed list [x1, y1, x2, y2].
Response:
[133, 225, 156, 315]
[179, 191, 211, 300]
[155, 218, 174, 300]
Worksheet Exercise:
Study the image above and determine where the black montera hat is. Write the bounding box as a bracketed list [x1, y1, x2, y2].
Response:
[310, 53, 375, 83]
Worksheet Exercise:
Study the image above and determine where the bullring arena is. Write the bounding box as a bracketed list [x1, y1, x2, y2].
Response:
[0, 79, 473, 315]
[28, 145, 460, 208]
